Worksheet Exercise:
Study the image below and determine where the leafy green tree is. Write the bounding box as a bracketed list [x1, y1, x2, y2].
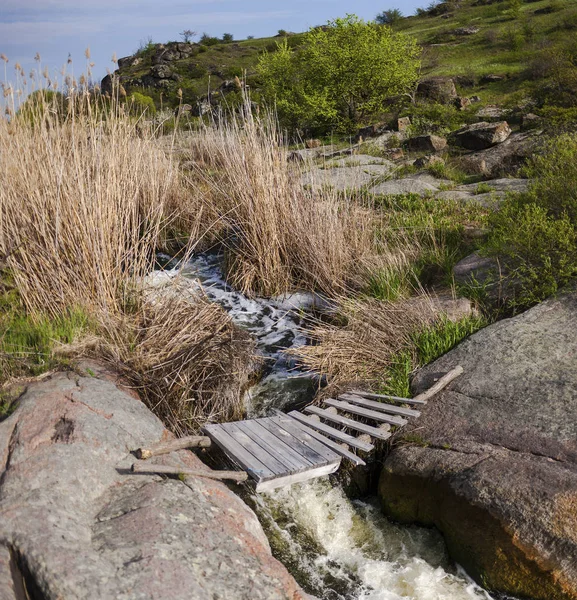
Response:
[376, 8, 403, 26]
[258, 14, 421, 132]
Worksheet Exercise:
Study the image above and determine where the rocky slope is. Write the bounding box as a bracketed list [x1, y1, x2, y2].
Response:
[379, 292, 577, 600]
[0, 363, 310, 600]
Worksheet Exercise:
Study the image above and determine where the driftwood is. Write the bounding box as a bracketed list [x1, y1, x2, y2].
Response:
[413, 365, 464, 402]
[131, 461, 248, 483]
[134, 435, 211, 460]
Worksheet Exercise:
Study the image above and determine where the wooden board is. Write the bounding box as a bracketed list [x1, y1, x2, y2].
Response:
[304, 406, 391, 441]
[349, 390, 427, 406]
[324, 399, 408, 427]
[203, 417, 341, 491]
[285, 414, 366, 466]
[288, 411, 374, 452]
[338, 393, 421, 418]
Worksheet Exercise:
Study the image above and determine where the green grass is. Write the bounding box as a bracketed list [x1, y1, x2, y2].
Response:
[379, 314, 488, 397]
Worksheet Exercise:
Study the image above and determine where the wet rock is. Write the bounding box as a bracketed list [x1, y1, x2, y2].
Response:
[379, 292, 577, 600]
[407, 134, 448, 153]
[452, 121, 511, 150]
[416, 77, 458, 104]
[0, 366, 310, 600]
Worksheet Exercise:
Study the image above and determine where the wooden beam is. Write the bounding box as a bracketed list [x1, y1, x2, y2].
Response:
[349, 390, 427, 406]
[131, 462, 248, 483]
[285, 415, 366, 466]
[338, 394, 420, 418]
[134, 435, 211, 460]
[255, 462, 340, 493]
[288, 411, 374, 452]
[324, 399, 407, 427]
[413, 365, 463, 402]
[304, 406, 391, 441]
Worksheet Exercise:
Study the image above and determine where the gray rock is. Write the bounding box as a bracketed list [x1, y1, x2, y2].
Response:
[302, 163, 394, 191]
[521, 113, 543, 131]
[416, 77, 458, 104]
[150, 64, 174, 79]
[476, 106, 509, 121]
[407, 134, 448, 153]
[379, 292, 577, 600]
[456, 177, 530, 194]
[0, 366, 309, 600]
[452, 121, 512, 150]
[369, 173, 450, 197]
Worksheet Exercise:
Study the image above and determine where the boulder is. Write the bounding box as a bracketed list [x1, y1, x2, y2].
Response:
[457, 130, 542, 177]
[369, 173, 450, 197]
[407, 134, 447, 153]
[379, 292, 577, 600]
[521, 113, 543, 131]
[0, 365, 310, 600]
[416, 77, 458, 104]
[396, 117, 411, 132]
[150, 64, 174, 79]
[452, 121, 511, 150]
[413, 155, 445, 169]
[476, 105, 509, 121]
[454, 96, 471, 111]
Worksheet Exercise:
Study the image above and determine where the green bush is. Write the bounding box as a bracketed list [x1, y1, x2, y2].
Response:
[257, 14, 421, 133]
[403, 102, 475, 136]
[484, 135, 577, 308]
[129, 92, 156, 115]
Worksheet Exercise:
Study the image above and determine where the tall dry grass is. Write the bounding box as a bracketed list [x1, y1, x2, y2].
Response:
[0, 83, 253, 432]
[180, 102, 388, 298]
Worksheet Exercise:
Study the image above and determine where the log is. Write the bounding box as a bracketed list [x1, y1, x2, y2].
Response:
[413, 365, 463, 402]
[131, 462, 248, 483]
[134, 435, 211, 459]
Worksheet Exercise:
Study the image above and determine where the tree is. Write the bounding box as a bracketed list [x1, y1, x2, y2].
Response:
[375, 8, 403, 26]
[222, 33, 234, 43]
[258, 14, 421, 132]
[179, 29, 197, 43]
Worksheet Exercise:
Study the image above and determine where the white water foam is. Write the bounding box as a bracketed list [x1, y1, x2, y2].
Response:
[258, 478, 494, 600]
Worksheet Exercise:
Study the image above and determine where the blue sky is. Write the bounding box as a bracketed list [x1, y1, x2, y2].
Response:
[0, 0, 425, 85]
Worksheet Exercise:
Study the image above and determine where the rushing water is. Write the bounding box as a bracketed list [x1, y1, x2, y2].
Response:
[158, 253, 502, 600]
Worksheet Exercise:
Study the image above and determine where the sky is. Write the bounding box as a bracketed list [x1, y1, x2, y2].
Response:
[0, 0, 426, 87]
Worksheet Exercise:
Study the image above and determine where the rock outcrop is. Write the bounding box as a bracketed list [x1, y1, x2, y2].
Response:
[379, 292, 577, 600]
[416, 77, 458, 104]
[407, 134, 448, 153]
[452, 121, 512, 150]
[0, 364, 309, 600]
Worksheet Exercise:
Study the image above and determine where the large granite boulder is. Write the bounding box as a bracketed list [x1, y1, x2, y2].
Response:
[0, 364, 309, 600]
[452, 121, 512, 150]
[406, 134, 447, 153]
[416, 77, 458, 104]
[379, 293, 577, 600]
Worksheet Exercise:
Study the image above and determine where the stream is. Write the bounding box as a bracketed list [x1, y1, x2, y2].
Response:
[158, 252, 503, 600]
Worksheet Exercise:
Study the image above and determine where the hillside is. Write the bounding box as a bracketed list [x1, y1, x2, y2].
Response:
[105, 0, 577, 118]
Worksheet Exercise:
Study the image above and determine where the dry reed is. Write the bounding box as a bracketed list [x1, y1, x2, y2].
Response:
[180, 102, 385, 298]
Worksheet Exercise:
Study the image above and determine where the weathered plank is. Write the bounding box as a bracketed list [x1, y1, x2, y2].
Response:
[285, 415, 366, 466]
[255, 462, 340, 493]
[349, 390, 427, 406]
[203, 424, 275, 481]
[255, 418, 326, 466]
[288, 411, 374, 452]
[271, 415, 344, 463]
[224, 423, 288, 476]
[324, 399, 408, 427]
[413, 365, 463, 402]
[338, 394, 420, 418]
[305, 406, 391, 441]
[237, 420, 314, 472]
[134, 435, 211, 459]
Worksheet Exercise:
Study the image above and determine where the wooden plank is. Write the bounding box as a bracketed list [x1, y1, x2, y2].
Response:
[305, 406, 391, 441]
[134, 435, 211, 459]
[414, 365, 463, 402]
[223, 422, 288, 477]
[255, 462, 340, 493]
[203, 424, 275, 482]
[349, 390, 427, 406]
[325, 399, 408, 427]
[255, 418, 327, 467]
[288, 411, 374, 452]
[271, 415, 343, 463]
[238, 419, 314, 472]
[338, 394, 420, 418]
[285, 415, 366, 466]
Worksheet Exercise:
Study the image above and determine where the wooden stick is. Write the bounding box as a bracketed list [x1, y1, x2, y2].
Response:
[134, 435, 211, 460]
[413, 365, 463, 403]
[131, 462, 248, 483]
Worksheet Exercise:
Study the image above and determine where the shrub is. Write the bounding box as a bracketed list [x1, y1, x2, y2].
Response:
[484, 134, 577, 308]
[129, 92, 156, 115]
[258, 14, 421, 132]
[375, 8, 404, 26]
[222, 33, 234, 43]
[199, 33, 219, 46]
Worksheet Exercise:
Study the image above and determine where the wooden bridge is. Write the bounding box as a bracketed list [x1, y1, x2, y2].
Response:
[202, 366, 463, 492]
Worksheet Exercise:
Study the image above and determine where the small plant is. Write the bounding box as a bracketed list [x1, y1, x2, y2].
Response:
[474, 182, 493, 195]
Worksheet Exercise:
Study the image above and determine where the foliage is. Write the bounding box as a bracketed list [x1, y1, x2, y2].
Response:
[16, 90, 67, 124]
[375, 9, 403, 26]
[129, 92, 156, 115]
[199, 33, 219, 46]
[484, 135, 577, 308]
[257, 14, 421, 132]
[403, 102, 475, 137]
[222, 33, 234, 43]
